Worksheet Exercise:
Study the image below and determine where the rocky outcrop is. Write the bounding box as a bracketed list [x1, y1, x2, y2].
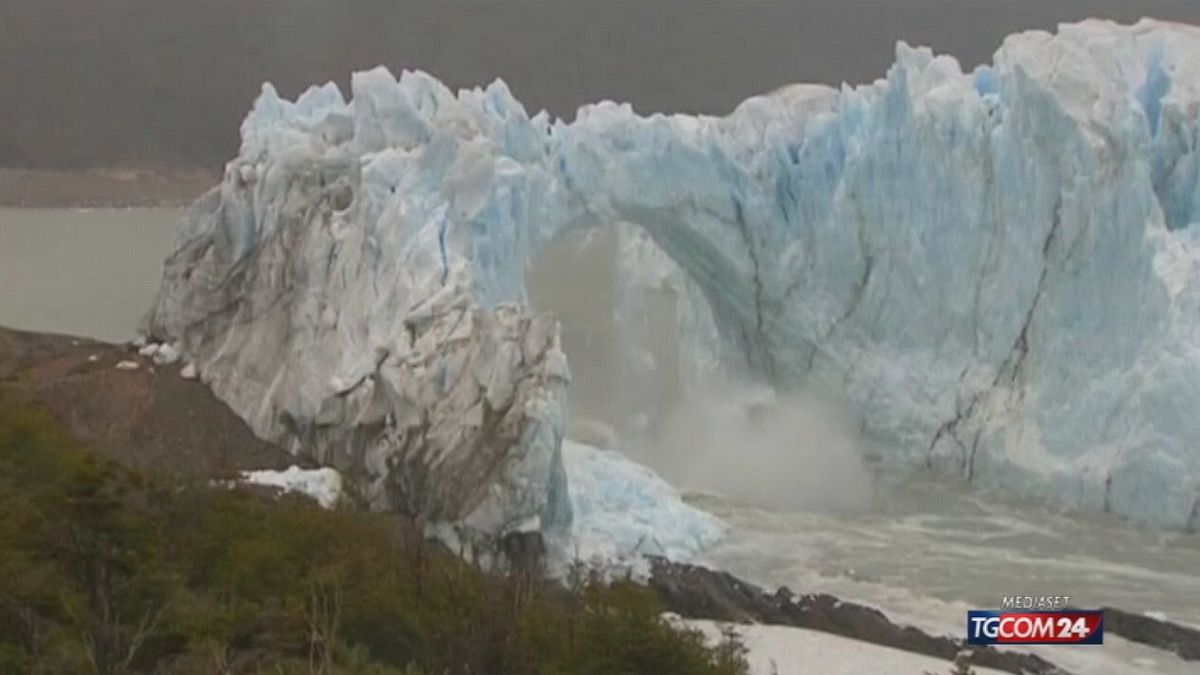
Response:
[648, 557, 1068, 675]
[649, 558, 1200, 671]
[1101, 606, 1200, 661]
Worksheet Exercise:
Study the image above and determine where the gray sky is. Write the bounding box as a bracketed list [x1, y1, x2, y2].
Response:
[4, 0, 1200, 169]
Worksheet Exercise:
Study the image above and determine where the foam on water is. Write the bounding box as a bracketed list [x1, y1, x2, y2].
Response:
[697, 474, 1200, 674]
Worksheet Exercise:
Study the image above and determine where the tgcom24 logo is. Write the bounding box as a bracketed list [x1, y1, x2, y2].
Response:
[966, 610, 1104, 645]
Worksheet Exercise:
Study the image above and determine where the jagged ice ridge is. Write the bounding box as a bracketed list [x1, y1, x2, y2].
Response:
[146, 19, 1200, 549]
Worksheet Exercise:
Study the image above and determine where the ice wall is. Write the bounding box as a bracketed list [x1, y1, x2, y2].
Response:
[148, 18, 1200, 533]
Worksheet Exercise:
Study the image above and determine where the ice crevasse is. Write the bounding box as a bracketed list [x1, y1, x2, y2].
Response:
[146, 19, 1200, 543]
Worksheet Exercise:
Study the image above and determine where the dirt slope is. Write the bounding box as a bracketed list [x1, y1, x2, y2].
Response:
[0, 325, 293, 478]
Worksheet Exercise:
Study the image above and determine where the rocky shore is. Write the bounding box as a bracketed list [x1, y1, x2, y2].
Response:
[1100, 606, 1200, 662]
[0, 168, 216, 208]
[648, 557, 1066, 675]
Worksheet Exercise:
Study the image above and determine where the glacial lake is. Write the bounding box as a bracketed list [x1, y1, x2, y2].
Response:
[0, 207, 180, 342]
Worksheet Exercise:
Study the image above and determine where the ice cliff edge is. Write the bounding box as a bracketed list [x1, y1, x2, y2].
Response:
[147, 18, 1200, 534]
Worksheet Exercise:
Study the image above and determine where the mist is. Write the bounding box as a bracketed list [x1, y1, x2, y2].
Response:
[631, 381, 875, 514]
[528, 226, 874, 515]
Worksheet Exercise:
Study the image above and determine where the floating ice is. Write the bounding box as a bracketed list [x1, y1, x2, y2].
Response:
[432, 439, 724, 576]
[147, 18, 1200, 540]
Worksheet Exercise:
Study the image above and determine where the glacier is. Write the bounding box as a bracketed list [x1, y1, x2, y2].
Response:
[146, 18, 1200, 548]
[551, 440, 724, 577]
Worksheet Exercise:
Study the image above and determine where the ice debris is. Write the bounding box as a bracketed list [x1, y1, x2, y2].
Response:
[546, 440, 724, 578]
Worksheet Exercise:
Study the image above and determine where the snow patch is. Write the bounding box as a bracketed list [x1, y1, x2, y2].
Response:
[240, 466, 344, 509]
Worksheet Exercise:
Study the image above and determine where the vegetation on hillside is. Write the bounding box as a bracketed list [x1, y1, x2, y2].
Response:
[0, 396, 747, 675]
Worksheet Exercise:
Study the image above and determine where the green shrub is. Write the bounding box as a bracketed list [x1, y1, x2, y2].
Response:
[0, 398, 747, 675]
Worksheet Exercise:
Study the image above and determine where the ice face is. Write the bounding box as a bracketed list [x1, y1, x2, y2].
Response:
[549, 440, 725, 578]
[147, 19, 1200, 540]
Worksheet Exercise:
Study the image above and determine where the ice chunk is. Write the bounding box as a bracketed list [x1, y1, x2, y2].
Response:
[546, 440, 724, 577]
[152, 343, 180, 365]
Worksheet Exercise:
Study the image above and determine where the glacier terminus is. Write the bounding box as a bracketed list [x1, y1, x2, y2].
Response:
[144, 18, 1200, 557]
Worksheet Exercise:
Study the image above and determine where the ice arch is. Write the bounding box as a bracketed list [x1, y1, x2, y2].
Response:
[148, 19, 1200, 536]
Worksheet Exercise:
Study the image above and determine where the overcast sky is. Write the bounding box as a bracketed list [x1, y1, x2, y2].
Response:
[4, 0, 1200, 168]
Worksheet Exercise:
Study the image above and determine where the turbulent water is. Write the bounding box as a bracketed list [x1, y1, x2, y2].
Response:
[531, 227, 1200, 674]
[695, 478, 1200, 674]
[701, 477, 1200, 623]
[4, 207, 1199, 672]
[534, 231, 1200, 632]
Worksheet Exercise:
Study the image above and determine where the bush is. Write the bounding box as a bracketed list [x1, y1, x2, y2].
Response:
[0, 396, 747, 675]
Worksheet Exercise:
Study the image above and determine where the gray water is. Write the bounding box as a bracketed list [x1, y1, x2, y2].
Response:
[0, 208, 179, 342]
[700, 474, 1200, 622]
